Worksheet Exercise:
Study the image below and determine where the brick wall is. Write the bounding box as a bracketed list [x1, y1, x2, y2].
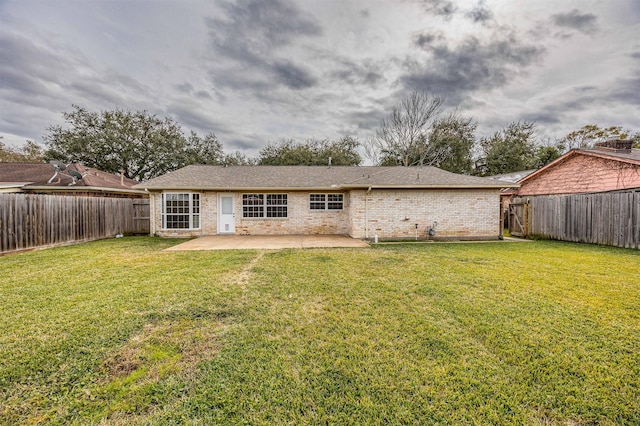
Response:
[235, 191, 349, 235]
[519, 154, 640, 196]
[151, 191, 349, 237]
[151, 189, 500, 239]
[151, 191, 216, 238]
[348, 189, 500, 239]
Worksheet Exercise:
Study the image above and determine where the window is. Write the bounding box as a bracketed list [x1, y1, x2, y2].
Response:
[310, 193, 343, 210]
[242, 193, 288, 218]
[162, 193, 200, 229]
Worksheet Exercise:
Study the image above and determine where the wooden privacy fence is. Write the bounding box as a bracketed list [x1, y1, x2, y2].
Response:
[0, 194, 150, 253]
[513, 189, 639, 249]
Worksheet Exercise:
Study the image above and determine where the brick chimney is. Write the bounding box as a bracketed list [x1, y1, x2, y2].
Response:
[594, 139, 633, 153]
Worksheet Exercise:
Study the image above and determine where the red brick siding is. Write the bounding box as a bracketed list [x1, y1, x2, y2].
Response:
[519, 155, 640, 196]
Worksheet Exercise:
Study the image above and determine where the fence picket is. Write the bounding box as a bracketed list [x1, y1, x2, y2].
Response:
[0, 194, 150, 253]
[525, 189, 639, 249]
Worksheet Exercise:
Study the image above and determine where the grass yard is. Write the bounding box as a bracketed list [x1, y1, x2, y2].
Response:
[1, 238, 639, 425]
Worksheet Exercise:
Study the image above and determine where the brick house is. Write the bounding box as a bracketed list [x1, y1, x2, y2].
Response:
[517, 140, 640, 196]
[135, 165, 515, 240]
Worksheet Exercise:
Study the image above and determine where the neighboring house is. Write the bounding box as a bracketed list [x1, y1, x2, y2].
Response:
[0, 162, 146, 198]
[134, 165, 516, 240]
[508, 140, 640, 248]
[517, 140, 640, 196]
[487, 169, 537, 230]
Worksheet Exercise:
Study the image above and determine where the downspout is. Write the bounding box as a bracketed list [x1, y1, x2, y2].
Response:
[498, 195, 504, 240]
[148, 191, 155, 236]
[365, 186, 372, 239]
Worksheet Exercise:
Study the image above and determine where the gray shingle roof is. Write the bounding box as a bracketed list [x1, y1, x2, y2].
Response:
[581, 147, 640, 163]
[134, 165, 516, 190]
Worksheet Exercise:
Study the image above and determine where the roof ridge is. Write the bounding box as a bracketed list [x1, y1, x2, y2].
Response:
[579, 148, 640, 164]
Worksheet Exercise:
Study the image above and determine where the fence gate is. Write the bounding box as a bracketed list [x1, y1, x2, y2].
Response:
[509, 199, 529, 237]
[132, 199, 150, 234]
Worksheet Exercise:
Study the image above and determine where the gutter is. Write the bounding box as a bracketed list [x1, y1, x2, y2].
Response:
[134, 183, 518, 191]
[23, 186, 148, 195]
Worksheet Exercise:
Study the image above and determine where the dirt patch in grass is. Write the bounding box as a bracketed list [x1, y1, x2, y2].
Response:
[83, 318, 228, 423]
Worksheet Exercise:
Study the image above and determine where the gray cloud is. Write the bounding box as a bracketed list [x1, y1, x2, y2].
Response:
[521, 111, 562, 125]
[176, 83, 194, 93]
[413, 31, 444, 49]
[607, 73, 640, 106]
[420, 0, 457, 18]
[404, 34, 545, 103]
[68, 80, 126, 106]
[205, 0, 321, 91]
[466, 2, 493, 24]
[0, 28, 156, 141]
[1, 0, 638, 157]
[552, 9, 598, 34]
[346, 108, 386, 131]
[166, 102, 229, 135]
[328, 57, 384, 87]
[195, 90, 212, 100]
[0, 32, 70, 103]
[225, 135, 265, 151]
[272, 60, 317, 89]
[518, 73, 640, 135]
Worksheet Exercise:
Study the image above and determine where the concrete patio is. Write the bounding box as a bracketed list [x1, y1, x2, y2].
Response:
[163, 235, 371, 251]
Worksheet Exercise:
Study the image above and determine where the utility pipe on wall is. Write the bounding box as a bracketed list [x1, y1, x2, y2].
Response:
[365, 186, 372, 239]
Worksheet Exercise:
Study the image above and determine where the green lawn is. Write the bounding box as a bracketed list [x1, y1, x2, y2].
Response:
[1, 238, 638, 425]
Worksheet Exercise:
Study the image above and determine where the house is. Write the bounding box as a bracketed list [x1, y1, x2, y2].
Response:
[517, 140, 640, 196]
[0, 162, 146, 198]
[134, 165, 517, 240]
[509, 140, 640, 248]
[487, 169, 537, 230]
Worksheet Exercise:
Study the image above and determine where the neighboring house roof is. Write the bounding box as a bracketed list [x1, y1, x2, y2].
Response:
[0, 162, 145, 195]
[487, 170, 536, 184]
[135, 165, 517, 191]
[519, 148, 640, 186]
[517, 140, 640, 196]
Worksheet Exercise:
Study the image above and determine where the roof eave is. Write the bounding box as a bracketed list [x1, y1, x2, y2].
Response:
[343, 184, 518, 189]
[136, 184, 517, 191]
[139, 186, 343, 191]
[23, 186, 147, 195]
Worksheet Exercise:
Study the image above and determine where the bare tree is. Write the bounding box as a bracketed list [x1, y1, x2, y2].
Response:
[373, 91, 445, 166]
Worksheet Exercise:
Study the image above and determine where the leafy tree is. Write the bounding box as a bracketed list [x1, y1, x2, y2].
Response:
[426, 112, 477, 174]
[258, 137, 361, 166]
[535, 145, 562, 168]
[371, 91, 445, 166]
[44, 106, 225, 180]
[184, 131, 224, 165]
[0, 139, 45, 162]
[561, 124, 627, 150]
[222, 151, 257, 165]
[479, 121, 538, 175]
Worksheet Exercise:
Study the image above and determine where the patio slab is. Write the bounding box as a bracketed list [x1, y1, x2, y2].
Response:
[163, 235, 370, 251]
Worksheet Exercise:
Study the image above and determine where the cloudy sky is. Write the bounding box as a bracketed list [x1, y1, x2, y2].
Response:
[1, 0, 639, 158]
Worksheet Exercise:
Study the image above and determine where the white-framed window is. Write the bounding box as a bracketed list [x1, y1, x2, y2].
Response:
[242, 193, 288, 218]
[162, 193, 200, 229]
[310, 193, 344, 210]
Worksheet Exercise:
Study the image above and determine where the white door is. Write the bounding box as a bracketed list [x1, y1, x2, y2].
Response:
[218, 194, 236, 234]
